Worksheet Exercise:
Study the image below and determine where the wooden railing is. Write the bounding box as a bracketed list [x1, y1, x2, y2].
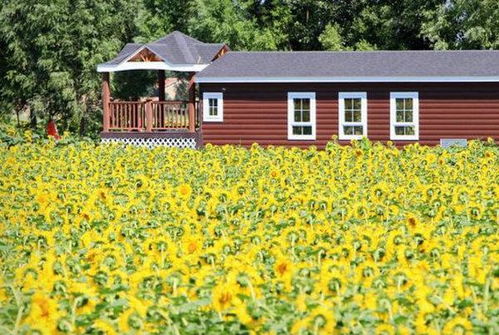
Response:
[107, 100, 192, 132]
[151, 101, 189, 130]
[109, 101, 145, 131]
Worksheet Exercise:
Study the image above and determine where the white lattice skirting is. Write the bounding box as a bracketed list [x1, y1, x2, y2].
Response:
[102, 136, 198, 149]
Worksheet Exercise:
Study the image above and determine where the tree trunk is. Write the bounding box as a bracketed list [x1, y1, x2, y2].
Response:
[79, 96, 89, 136]
[29, 108, 37, 128]
[16, 110, 20, 127]
[79, 111, 87, 136]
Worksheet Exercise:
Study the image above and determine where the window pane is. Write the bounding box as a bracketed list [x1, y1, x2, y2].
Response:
[404, 110, 413, 122]
[345, 99, 353, 110]
[396, 110, 404, 122]
[293, 126, 302, 135]
[345, 110, 353, 122]
[396, 99, 404, 110]
[294, 110, 301, 122]
[303, 126, 312, 135]
[294, 99, 301, 111]
[293, 98, 311, 122]
[354, 126, 363, 135]
[302, 99, 310, 111]
[344, 126, 353, 135]
[395, 126, 415, 136]
[353, 110, 362, 122]
[302, 110, 310, 122]
[405, 98, 413, 110]
[353, 98, 361, 110]
[405, 126, 415, 135]
[209, 99, 218, 116]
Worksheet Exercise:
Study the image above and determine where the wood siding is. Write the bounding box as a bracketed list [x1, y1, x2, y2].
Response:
[199, 83, 499, 147]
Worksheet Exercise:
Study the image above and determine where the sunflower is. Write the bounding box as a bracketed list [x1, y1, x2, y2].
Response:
[212, 284, 234, 312]
[23, 292, 60, 333]
[177, 183, 192, 198]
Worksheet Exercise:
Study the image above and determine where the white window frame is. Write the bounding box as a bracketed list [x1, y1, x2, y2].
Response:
[338, 92, 368, 140]
[390, 92, 419, 140]
[203, 92, 223, 122]
[287, 92, 316, 140]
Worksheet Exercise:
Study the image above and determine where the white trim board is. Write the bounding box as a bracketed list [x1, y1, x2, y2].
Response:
[196, 76, 499, 83]
[203, 92, 224, 122]
[338, 92, 368, 140]
[97, 45, 209, 73]
[287, 92, 316, 141]
[390, 92, 419, 141]
[97, 62, 208, 73]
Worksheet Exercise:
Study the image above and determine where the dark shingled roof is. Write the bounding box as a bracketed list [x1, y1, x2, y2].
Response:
[101, 31, 225, 66]
[196, 50, 499, 79]
[106, 43, 143, 65]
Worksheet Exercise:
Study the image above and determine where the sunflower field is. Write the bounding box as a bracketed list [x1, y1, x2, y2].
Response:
[0, 139, 497, 335]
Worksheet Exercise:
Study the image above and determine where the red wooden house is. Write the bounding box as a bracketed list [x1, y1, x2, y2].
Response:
[98, 31, 499, 148]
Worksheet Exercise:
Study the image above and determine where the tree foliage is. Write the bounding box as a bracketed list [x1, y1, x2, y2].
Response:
[0, 0, 138, 134]
[135, 0, 194, 42]
[0, 0, 497, 136]
[187, 0, 282, 50]
[422, 0, 499, 49]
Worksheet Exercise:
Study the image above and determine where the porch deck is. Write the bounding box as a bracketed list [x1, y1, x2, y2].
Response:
[105, 100, 194, 132]
[101, 99, 202, 148]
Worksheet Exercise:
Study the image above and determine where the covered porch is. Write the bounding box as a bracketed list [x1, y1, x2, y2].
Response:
[97, 31, 227, 146]
[101, 71, 197, 133]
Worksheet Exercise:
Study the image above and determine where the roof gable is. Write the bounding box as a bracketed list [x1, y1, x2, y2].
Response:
[128, 47, 163, 62]
[97, 31, 227, 72]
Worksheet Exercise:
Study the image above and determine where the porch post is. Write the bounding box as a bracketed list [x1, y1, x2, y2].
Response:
[102, 72, 110, 132]
[188, 72, 196, 132]
[158, 70, 165, 101]
[145, 100, 153, 132]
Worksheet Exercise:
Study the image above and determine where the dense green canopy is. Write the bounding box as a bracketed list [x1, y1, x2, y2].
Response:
[0, 0, 498, 137]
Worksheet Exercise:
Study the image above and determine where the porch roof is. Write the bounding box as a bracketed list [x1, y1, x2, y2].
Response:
[97, 31, 226, 73]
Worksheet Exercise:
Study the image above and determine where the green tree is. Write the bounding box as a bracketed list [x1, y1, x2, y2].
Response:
[135, 0, 194, 42]
[422, 0, 499, 49]
[188, 0, 281, 50]
[112, 71, 157, 101]
[275, 0, 444, 51]
[284, 0, 339, 50]
[319, 23, 345, 51]
[239, 0, 293, 49]
[0, 0, 138, 135]
[321, 0, 444, 51]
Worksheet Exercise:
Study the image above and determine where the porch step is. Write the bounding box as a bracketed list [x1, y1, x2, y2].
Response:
[101, 131, 202, 149]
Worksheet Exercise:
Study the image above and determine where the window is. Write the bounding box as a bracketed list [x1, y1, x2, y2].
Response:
[288, 92, 316, 140]
[203, 92, 223, 122]
[338, 92, 367, 140]
[390, 92, 419, 140]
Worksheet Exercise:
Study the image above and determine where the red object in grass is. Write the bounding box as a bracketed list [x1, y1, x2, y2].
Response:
[47, 119, 61, 140]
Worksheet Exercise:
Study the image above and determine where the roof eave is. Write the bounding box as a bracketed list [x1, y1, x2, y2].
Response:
[195, 76, 499, 83]
[97, 44, 210, 72]
[97, 62, 209, 73]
